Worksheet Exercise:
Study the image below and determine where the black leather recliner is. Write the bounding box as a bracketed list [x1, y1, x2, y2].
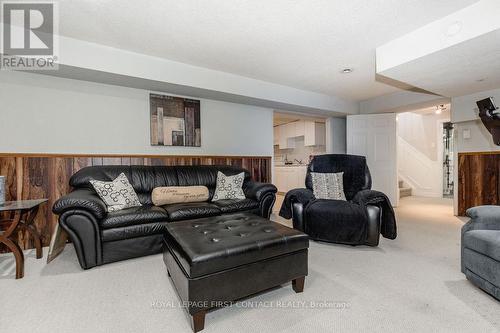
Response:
[281, 154, 384, 246]
[53, 165, 277, 269]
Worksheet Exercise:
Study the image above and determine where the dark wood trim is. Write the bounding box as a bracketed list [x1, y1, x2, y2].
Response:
[458, 151, 500, 156]
[0, 153, 272, 253]
[457, 152, 500, 216]
[0, 152, 272, 159]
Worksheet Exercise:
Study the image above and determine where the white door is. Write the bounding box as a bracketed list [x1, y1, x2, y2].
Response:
[347, 113, 398, 207]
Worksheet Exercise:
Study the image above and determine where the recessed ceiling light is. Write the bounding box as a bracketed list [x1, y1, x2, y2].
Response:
[341, 68, 353, 74]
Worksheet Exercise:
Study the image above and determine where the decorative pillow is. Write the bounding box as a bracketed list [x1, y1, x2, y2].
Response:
[311, 172, 346, 200]
[90, 173, 142, 212]
[212, 171, 246, 201]
[152, 186, 209, 206]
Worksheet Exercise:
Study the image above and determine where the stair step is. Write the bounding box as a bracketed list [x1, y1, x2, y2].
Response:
[399, 187, 412, 198]
[398, 180, 404, 188]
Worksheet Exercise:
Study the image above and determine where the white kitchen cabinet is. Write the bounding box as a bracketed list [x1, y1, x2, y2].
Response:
[274, 167, 292, 193]
[275, 120, 325, 149]
[297, 166, 307, 188]
[278, 126, 287, 148]
[273, 126, 280, 145]
[284, 122, 296, 138]
[294, 120, 305, 137]
[274, 166, 307, 193]
[304, 122, 326, 146]
[278, 123, 296, 149]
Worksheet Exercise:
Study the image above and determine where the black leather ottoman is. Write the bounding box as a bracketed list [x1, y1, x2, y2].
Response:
[163, 212, 309, 332]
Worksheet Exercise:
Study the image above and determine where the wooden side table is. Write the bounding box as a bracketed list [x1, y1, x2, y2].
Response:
[0, 199, 47, 279]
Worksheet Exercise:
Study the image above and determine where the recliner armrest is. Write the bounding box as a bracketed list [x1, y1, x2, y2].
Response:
[461, 206, 500, 274]
[53, 189, 108, 219]
[244, 181, 277, 201]
[463, 206, 500, 234]
[466, 206, 500, 222]
[287, 188, 315, 205]
[351, 189, 385, 206]
[279, 188, 315, 220]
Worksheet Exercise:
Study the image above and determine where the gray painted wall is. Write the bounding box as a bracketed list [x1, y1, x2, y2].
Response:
[0, 71, 273, 156]
[451, 87, 500, 153]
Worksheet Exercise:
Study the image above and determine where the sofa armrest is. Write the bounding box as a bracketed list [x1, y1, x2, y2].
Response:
[244, 181, 277, 201]
[461, 206, 500, 273]
[466, 206, 500, 222]
[463, 206, 500, 233]
[53, 189, 108, 219]
[58, 209, 102, 269]
[351, 189, 384, 205]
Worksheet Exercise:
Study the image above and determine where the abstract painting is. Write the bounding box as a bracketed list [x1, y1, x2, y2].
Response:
[150, 94, 201, 146]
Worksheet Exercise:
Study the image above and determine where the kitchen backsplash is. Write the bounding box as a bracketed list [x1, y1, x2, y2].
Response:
[274, 137, 325, 164]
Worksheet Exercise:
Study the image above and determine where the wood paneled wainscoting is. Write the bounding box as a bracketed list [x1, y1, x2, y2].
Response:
[458, 152, 500, 216]
[0, 154, 272, 252]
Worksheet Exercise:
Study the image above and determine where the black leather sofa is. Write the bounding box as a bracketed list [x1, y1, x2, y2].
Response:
[53, 165, 277, 269]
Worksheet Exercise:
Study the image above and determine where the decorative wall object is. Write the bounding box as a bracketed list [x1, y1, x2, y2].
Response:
[0, 153, 271, 253]
[150, 94, 201, 146]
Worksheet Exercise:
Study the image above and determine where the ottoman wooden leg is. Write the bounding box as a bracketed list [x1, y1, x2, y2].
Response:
[292, 276, 305, 293]
[191, 310, 206, 333]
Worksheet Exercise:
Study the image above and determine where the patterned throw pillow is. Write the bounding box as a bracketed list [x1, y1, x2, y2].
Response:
[212, 171, 246, 201]
[90, 173, 142, 212]
[311, 172, 346, 200]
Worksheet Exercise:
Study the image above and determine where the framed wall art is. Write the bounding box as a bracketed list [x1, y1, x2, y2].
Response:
[150, 94, 201, 147]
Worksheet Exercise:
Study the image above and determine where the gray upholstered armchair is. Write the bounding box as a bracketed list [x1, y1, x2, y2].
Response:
[461, 205, 500, 300]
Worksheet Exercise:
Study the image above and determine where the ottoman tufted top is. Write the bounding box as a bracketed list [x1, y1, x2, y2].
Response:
[164, 213, 309, 278]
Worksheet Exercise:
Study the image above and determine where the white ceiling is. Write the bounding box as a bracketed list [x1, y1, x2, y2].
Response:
[378, 29, 500, 98]
[409, 104, 451, 115]
[273, 111, 326, 126]
[58, 0, 478, 101]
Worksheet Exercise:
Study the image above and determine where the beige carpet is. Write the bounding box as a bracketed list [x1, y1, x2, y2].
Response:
[1, 196, 499, 333]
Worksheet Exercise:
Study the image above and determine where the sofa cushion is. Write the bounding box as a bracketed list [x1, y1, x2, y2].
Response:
[70, 165, 179, 193]
[175, 165, 250, 188]
[310, 172, 346, 200]
[163, 213, 309, 278]
[100, 205, 169, 229]
[163, 202, 221, 221]
[212, 172, 246, 201]
[463, 230, 500, 262]
[305, 154, 371, 200]
[213, 198, 259, 214]
[102, 221, 170, 242]
[152, 186, 209, 206]
[90, 173, 142, 212]
[70, 165, 251, 203]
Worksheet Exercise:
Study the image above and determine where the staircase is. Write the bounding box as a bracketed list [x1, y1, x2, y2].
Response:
[399, 180, 412, 198]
